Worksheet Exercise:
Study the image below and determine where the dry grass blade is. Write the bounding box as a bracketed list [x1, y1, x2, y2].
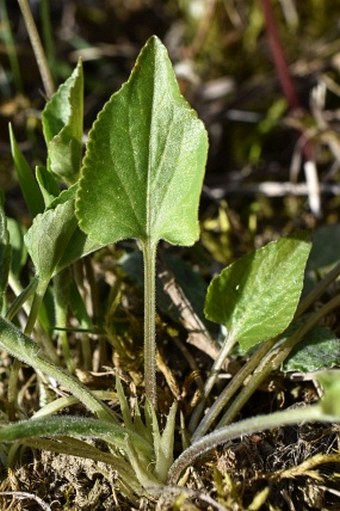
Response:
[0, 491, 52, 511]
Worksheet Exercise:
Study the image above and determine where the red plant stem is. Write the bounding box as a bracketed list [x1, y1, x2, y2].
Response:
[261, 0, 299, 109]
[261, 0, 314, 161]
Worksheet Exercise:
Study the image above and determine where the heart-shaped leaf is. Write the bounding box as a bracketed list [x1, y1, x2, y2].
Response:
[204, 234, 311, 351]
[75, 35, 208, 248]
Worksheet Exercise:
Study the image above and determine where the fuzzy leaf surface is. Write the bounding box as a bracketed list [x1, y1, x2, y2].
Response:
[76, 36, 208, 247]
[24, 187, 103, 280]
[0, 416, 149, 456]
[283, 326, 340, 373]
[42, 59, 83, 183]
[24, 198, 78, 282]
[204, 235, 311, 351]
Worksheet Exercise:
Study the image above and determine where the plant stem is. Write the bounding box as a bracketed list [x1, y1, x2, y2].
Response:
[204, 333, 237, 398]
[73, 260, 93, 369]
[295, 260, 340, 317]
[261, 0, 299, 110]
[261, 0, 314, 162]
[24, 278, 48, 336]
[6, 275, 38, 322]
[24, 278, 58, 360]
[142, 239, 157, 408]
[189, 332, 237, 433]
[191, 337, 277, 440]
[17, 0, 54, 97]
[54, 271, 74, 373]
[168, 403, 335, 485]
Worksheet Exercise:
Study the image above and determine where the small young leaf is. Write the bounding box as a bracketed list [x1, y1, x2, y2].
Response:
[24, 197, 78, 282]
[204, 234, 311, 351]
[42, 59, 83, 184]
[283, 326, 340, 373]
[76, 35, 208, 248]
[9, 123, 44, 217]
[116, 377, 135, 432]
[158, 401, 177, 480]
[125, 440, 161, 489]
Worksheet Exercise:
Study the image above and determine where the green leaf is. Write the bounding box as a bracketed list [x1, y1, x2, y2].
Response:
[6, 217, 27, 278]
[24, 197, 78, 282]
[49, 186, 104, 272]
[0, 416, 138, 450]
[116, 378, 153, 445]
[125, 440, 161, 490]
[142, 400, 176, 482]
[308, 224, 340, 270]
[67, 279, 93, 331]
[0, 315, 114, 421]
[55, 226, 103, 274]
[0, 201, 10, 311]
[283, 326, 340, 373]
[204, 234, 312, 351]
[318, 371, 340, 416]
[116, 377, 135, 432]
[24, 186, 103, 280]
[76, 35, 208, 248]
[158, 401, 177, 480]
[9, 123, 44, 217]
[36, 165, 61, 207]
[42, 59, 83, 184]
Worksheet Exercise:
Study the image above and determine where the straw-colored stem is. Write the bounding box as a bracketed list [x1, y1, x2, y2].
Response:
[17, 0, 54, 97]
